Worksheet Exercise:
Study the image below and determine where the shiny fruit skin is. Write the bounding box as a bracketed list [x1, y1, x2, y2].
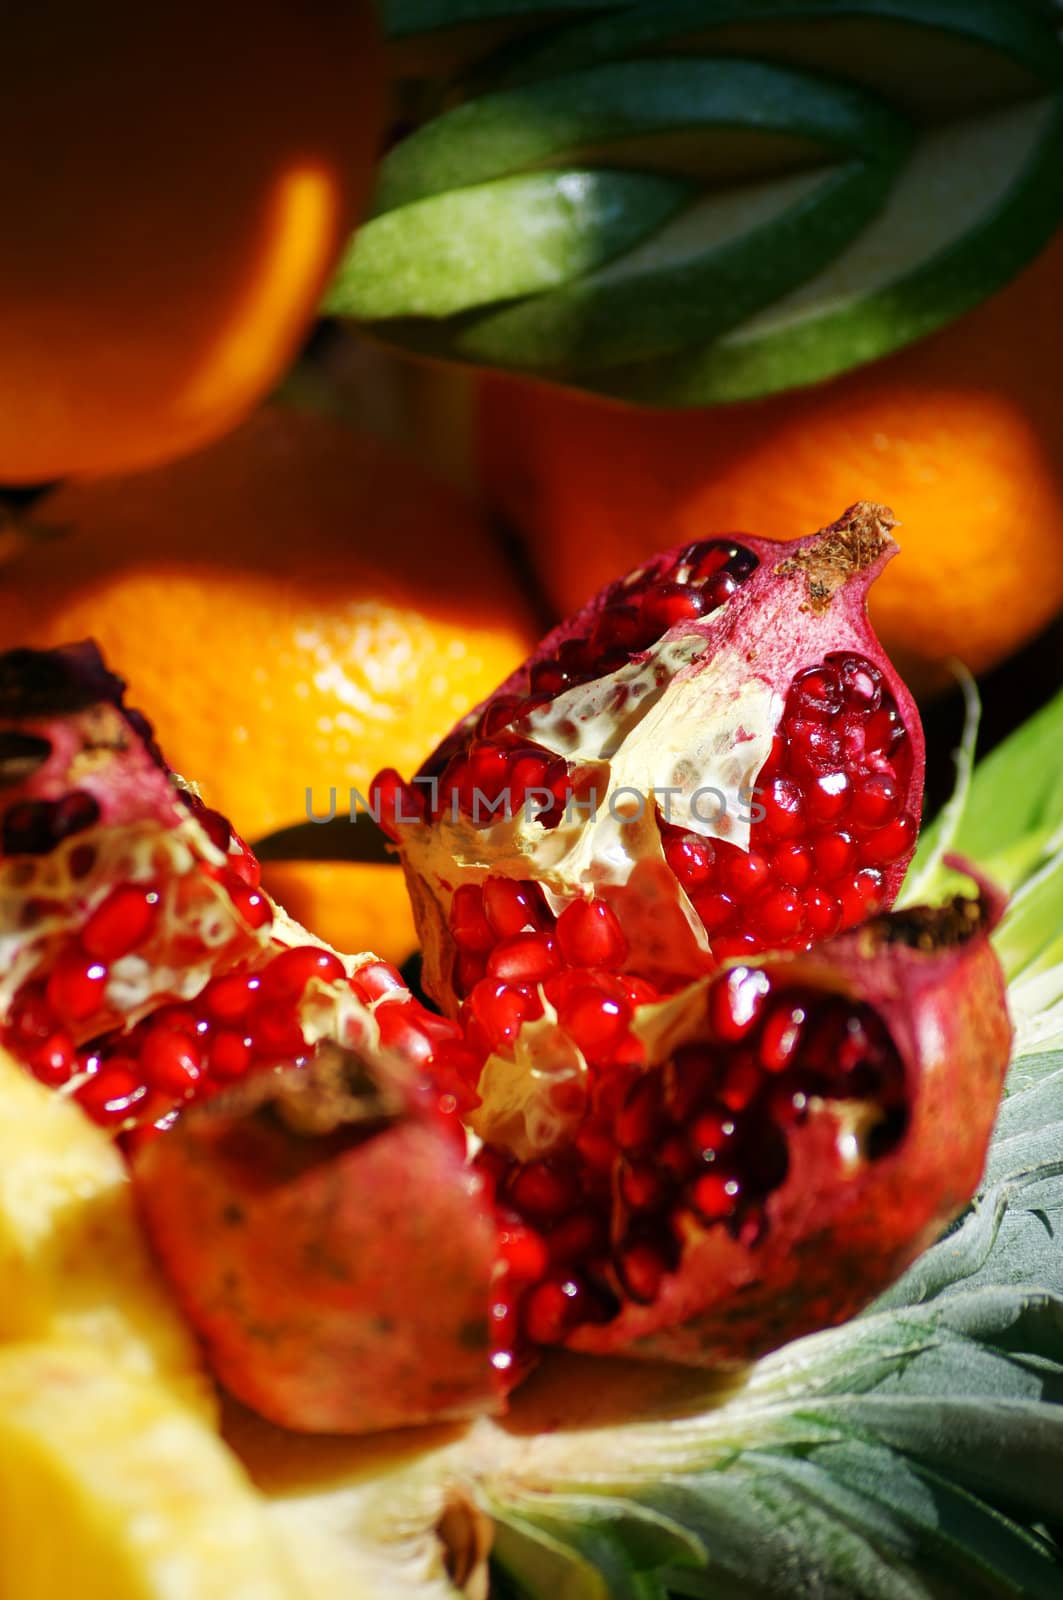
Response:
[0, 1, 384, 480]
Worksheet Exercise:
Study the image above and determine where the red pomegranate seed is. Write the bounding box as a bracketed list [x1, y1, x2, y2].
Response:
[813, 831, 855, 881]
[258, 945, 345, 1004]
[196, 806, 233, 854]
[667, 1045, 716, 1120]
[28, 1031, 77, 1087]
[719, 1051, 761, 1110]
[507, 751, 551, 809]
[787, 718, 843, 777]
[508, 1161, 580, 1222]
[711, 933, 761, 960]
[487, 932, 560, 987]
[478, 695, 523, 738]
[663, 831, 716, 890]
[832, 652, 883, 712]
[759, 778, 805, 841]
[252, 1003, 308, 1060]
[547, 1213, 606, 1265]
[45, 949, 108, 1022]
[757, 1003, 807, 1072]
[453, 949, 487, 996]
[370, 768, 423, 839]
[522, 1277, 588, 1344]
[557, 985, 631, 1058]
[482, 877, 547, 940]
[695, 891, 736, 933]
[374, 1003, 438, 1067]
[857, 811, 917, 866]
[803, 888, 842, 938]
[771, 841, 813, 889]
[805, 771, 851, 826]
[76, 1063, 147, 1126]
[616, 1075, 664, 1151]
[690, 1108, 737, 1158]
[838, 870, 885, 929]
[709, 966, 771, 1042]
[203, 971, 261, 1022]
[555, 898, 628, 969]
[574, 1122, 618, 1173]
[640, 582, 705, 633]
[849, 773, 901, 829]
[467, 980, 542, 1051]
[690, 1171, 741, 1222]
[349, 960, 406, 1003]
[141, 1026, 203, 1095]
[620, 1160, 667, 1212]
[7, 985, 54, 1044]
[722, 849, 771, 900]
[449, 884, 495, 954]
[616, 1239, 666, 1303]
[790, 664, 843, 717]
[754, 888, 804, 943]
[81, 883, 160, 962]
[209, 1030, 254, 1081]
[864, 708, 905, 758]
[498, 1221, 549, 1283]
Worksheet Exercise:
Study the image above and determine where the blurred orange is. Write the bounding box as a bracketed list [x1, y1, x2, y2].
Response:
[0, 406, 538, 962]
[480, 230, 1063, 692]
[0, 0, 383, 481]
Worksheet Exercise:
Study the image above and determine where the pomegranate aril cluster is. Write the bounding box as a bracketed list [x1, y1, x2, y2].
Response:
[482, 963, 907, 1363]
[661, 651, 917, 956]
[379, 540, 759, 836]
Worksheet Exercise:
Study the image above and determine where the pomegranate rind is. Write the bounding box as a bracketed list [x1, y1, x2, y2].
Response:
[565, 896, 1012, 1364]
[393, 506, 924, 1008]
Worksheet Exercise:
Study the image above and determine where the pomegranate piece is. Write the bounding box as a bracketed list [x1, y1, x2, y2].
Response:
[380, 504, 924, 1031]
[0, 643, 272, 1064]
[472, 890, 1010, 1370]
[133, 1033, 502, 1435]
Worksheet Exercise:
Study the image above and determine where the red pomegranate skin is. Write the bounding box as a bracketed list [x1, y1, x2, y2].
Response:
[133, 1055, 502, 1435]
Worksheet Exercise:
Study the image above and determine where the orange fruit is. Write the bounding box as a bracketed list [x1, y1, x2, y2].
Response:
[479, 230, 1063, 692]
[0, 406, 538, 962]
[0, 1, 384, 482]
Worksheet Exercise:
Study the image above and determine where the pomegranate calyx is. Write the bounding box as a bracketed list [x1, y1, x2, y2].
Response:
[775, 502, 898, 614]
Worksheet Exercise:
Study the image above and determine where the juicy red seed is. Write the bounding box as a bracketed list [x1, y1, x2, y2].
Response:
[757, 1003, 807, 1072]
[857, 811, 917, 866]
[28, 1031, 77, 1087]
[838, 870, 884, 928]
[209, 1031, 254, 1081]
[489, 1293, 520, 1349]
[522, 1277, 590, 1344]
[259, 945, 345, 1004]
[770, 841, 813, 888]
[663, 831, 716, 890]
[639, 582, 705, 633]
[507, 752, 551, 808]
[719, 1051, 761, 1110]
[555, 899, 628, 969]
[449, 884, 495, 954]
[813, 831, 855, 881]
[478, 695, 524, 738]
[197, 806, 233, 854]
[7, 986, 54, 1044]
[696, 891, 737, 934]
[371, 767, 424, 837]
[482, 877, 547, 940]
[803, 888, 842, 938]
[660, 1133, 697, 1180]
[831, 652, 883, 712]
[709, 966, 771, 1042]
[141, 1027, 203, 1094]
[508, 1161, 580, 1222]
[349, 960, 406, 1003]
[225, 875, 271, 929]
[529, 658, 572, 697]
[252, 1003, 308, 1059]
[54, 789, 102, 839]
[76, 1065, 147, 1126]
[690, 1171, 741, 1222]
[454, 949, 487, 996]
[468, 980, 541, 1051]
[712, 932, 761, 960]
[228, 847, 262, 889]
[703, 572, 741, 609]
[616, 1075, 664, 1151]
[574, 1122, 618, 1172]
[373, 1004, 440, 1067]
[667, 1046, 715, 1120]
[203, 971, 261, 1022]
[754, 888, 804, 942]
[722, 849, 771, 900]
[759, 778, 805, 840]
[498, 1221, 550, 1283]
[849, 773, 902, 829]
[547, 1213, 606, 1265]
[45, 949, 108, 1022]
[787, 719, 843, 777]
[557, 986, 631, 1058]
[691, 1108, 737, 1157]
[487, 932, 560, 986]
[791, 665, 844, 717]
[81, 883, 160, 962]
[615, 1240, 667, 1304]
[805, 771, 851, 826]
[621, 1160, 667, 1212]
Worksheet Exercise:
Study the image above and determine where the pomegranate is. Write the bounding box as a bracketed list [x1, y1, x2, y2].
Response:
[133, 983, 501, 1436]
[376, 505, 925, 1051]
[0, 643, 274, 1093]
